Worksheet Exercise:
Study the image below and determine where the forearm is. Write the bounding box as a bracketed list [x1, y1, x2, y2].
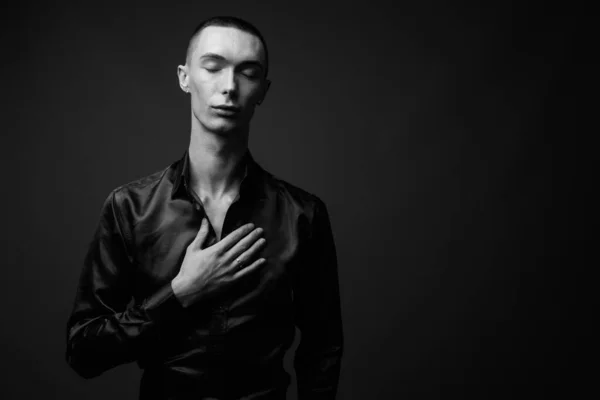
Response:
[66, 282, 188, 378]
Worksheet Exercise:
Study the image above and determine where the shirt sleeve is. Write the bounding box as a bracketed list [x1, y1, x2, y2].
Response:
[293, 197, 345, 399]
[65, 190, 193, 379]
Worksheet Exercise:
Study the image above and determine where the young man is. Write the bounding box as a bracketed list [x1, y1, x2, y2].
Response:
[65, 16, 344, 400]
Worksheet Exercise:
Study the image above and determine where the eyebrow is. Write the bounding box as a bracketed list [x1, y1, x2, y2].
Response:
[199, 52, 265, 70]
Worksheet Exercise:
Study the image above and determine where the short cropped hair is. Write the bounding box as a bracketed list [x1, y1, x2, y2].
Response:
[185, 16, 269, 78]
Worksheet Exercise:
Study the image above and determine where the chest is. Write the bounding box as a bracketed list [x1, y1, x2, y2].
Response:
[203, 199, 233, 242]
[131, 197, 305, 301]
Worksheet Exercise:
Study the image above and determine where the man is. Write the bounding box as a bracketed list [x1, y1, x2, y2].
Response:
[65, 16, 344, 400]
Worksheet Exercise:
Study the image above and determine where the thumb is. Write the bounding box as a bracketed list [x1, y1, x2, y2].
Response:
[193, 217, 210, 249]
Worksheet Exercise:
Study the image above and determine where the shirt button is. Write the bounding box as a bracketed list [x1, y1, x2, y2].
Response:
[194, 203, 201, 210]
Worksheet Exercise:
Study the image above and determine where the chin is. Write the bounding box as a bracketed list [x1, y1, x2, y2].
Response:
[203, 117, 247, 134]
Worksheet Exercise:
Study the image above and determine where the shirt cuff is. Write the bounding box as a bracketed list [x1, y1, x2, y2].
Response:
[142, 282, 192, 326]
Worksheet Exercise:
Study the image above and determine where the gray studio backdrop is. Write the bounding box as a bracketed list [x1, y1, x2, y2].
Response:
[4, 1, 588, 399]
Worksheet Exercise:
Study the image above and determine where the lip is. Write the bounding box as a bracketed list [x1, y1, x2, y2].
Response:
[211, 105, 241, 118]
[212, 105, 241, 111]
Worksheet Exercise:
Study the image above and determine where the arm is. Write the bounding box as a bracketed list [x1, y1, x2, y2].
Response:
[293, 198, 344, 400]
[65, 190, 190, 378]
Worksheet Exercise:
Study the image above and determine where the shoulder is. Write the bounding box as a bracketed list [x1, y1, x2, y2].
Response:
[264, 171, 328, 220]
[264, 173, 335, 245]
[103, 161, 175, 213]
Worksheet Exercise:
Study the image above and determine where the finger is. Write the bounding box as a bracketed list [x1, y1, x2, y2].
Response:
[229, 238, 266, 274]
[229, 235, 266, 270]
[232, 258, 266, 280]
[191, 218, 210, 249]
[225, 227, 264, 263]
[213, 223, 255, 254]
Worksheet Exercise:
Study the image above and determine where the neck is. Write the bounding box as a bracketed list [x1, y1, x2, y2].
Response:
[187, 120, 249, 203]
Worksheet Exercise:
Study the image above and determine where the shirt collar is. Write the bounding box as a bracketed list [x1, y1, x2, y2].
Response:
[171, 148, 267, 201]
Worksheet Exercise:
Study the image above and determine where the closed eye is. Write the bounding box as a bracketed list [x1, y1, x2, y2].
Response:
[240, 68, 261, 79]
[242, 71, 259, 79]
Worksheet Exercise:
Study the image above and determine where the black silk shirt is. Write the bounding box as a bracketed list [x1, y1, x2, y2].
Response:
[65, 149, 344, 400]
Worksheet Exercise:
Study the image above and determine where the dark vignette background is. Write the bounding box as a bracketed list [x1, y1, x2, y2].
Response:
[2, 1, 594, 399]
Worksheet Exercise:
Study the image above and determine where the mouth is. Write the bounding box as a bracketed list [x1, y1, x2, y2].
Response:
[211, 105, 241, 117]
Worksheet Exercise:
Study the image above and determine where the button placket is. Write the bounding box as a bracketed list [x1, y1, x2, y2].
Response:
[218, 305, 228, 332]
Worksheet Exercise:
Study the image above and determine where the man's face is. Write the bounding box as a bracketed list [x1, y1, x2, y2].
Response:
[179, 26, 269, 134]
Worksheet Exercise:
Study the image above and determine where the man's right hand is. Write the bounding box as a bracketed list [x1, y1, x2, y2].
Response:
[171, 218, 266, 308]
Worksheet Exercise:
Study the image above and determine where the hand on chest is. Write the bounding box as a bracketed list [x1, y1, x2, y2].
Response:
[133, 197, 302, 296]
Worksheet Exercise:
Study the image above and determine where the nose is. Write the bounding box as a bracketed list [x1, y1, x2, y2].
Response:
[221, 67, 238, 97]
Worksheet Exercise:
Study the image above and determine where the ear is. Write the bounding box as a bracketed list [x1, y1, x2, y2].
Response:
[177, 64, 190, 93]
[256, 79, 271, 106]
